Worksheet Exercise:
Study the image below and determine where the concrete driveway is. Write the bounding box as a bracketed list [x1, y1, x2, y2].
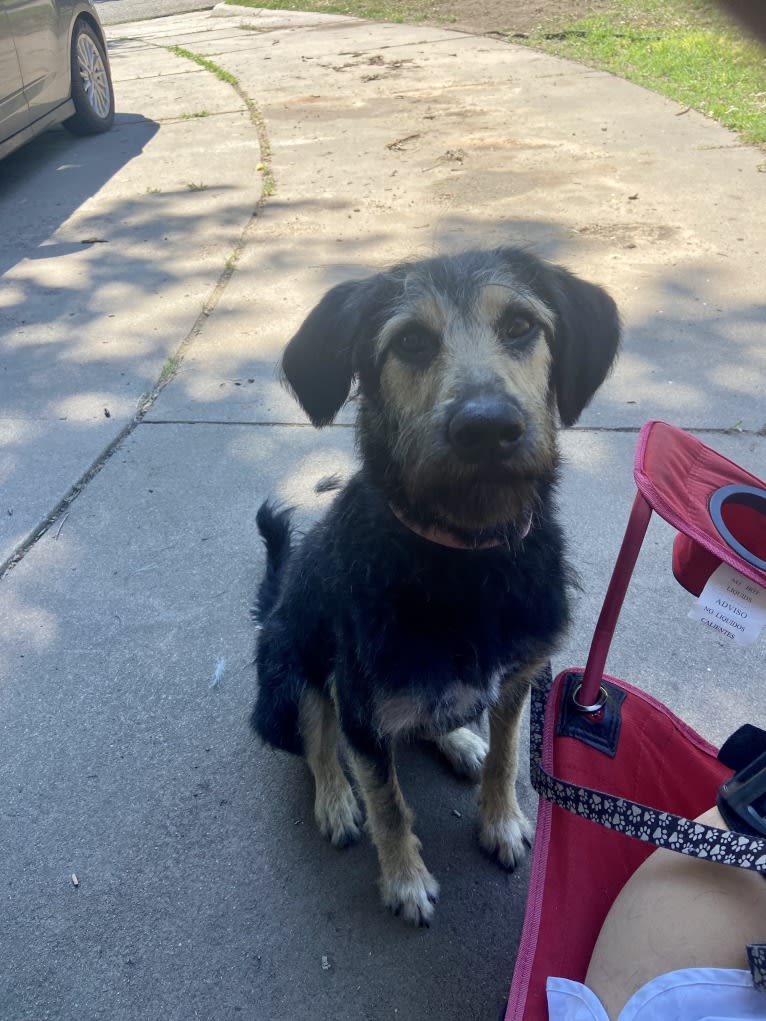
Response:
[1, 8, 764, 1020]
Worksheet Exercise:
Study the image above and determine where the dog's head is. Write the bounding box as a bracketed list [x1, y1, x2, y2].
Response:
[281, 248, 620, 532]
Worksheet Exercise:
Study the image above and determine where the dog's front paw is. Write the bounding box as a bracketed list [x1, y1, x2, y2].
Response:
[479, 810, 534, 871]
[436, 726, 488, 782]
[314, 781, 363, 848]
[381, 867, 440, 927]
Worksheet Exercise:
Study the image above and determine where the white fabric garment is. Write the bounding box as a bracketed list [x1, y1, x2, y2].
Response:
[546, 969, 766, 1020]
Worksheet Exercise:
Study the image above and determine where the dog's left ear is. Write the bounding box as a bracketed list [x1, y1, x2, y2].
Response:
[539, 264, 621, 427]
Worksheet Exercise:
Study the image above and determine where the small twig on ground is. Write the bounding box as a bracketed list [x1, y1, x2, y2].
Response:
[386, 133, 421, 151]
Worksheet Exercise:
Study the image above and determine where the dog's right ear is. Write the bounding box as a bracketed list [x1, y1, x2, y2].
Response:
[281, 279, 370, 427]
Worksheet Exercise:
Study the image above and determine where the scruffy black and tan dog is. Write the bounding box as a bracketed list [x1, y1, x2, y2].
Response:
[251, 247, 620, 925]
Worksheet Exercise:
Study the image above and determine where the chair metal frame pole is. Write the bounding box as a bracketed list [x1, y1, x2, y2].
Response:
[577, 492, 653, 709]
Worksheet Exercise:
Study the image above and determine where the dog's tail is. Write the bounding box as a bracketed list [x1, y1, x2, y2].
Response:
[252, 501, 294, 624]
[251, 502, 304, 755]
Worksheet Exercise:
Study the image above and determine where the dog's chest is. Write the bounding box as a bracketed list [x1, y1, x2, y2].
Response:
[355, 560, 553, 688]
[373, 672, 504, 738]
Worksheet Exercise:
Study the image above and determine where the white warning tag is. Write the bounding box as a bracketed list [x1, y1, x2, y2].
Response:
[689, 563, 766, 647]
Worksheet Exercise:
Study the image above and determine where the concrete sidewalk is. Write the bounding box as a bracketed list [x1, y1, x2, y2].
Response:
[1, 8, 764, 1020]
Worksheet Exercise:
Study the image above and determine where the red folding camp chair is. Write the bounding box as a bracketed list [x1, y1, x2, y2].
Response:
[506, 420, 766, 1021]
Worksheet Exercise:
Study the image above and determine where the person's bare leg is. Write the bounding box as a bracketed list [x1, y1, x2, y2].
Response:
[585, 807, 766, 1020]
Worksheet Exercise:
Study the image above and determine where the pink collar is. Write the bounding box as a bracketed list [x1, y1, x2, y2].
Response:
[389, 505, 532, 551]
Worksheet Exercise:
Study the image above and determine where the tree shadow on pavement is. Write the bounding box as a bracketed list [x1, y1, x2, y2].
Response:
[2, 162, 765, 1021]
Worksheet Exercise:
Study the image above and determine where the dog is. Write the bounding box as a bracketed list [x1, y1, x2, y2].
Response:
[251, 247, 620, 925]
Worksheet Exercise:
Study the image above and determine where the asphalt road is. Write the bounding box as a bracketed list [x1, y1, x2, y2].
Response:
[95, 0, 215, 25]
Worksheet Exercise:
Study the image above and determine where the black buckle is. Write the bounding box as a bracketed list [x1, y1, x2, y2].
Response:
[717, 748, 766, 839]
[556, 672, 626, 759]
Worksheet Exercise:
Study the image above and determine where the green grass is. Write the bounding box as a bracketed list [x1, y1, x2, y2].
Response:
[527, 1, 766, 144]
[226, 0, 440, 23]
[159, 355, 181, 384]
[167, 46, 240, 85]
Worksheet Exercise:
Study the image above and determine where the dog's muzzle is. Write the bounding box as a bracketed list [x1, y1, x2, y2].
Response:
[447, 394, 526, 464]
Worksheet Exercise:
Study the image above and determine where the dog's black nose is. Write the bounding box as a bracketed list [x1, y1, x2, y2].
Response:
[447, 396, 526, 462]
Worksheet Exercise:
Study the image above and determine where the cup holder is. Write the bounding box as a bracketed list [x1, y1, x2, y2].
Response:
[708, 484, 766, 571]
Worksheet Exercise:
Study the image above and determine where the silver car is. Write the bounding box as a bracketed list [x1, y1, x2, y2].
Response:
[0, 0, 114, 160]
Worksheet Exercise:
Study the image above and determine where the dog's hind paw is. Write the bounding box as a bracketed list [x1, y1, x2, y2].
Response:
[314, 782, 363, 848]
[479, 810, 534, 871]
[435, 726, 488, 782]
[381, 867, 440, 927]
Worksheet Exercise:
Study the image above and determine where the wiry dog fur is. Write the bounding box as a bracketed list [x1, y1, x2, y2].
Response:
[251, 247, 620, 925]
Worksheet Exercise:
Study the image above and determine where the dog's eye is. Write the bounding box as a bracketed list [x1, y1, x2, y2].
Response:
[504, 316, 535, 341]
[500, 312, 535, 349]
[391, 328, 439, 362]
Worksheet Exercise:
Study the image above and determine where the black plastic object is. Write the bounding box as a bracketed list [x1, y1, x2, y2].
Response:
[717, 736, 766, 839]
[556, 672, 626, 759]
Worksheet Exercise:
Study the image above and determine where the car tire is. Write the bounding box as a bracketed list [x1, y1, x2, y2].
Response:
[63, 20, 115, 136]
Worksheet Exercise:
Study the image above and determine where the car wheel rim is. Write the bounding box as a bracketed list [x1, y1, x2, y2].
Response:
[76, 33, 111, 119]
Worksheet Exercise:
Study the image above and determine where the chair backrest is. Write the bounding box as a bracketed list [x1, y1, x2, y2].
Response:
[635, 421, 766, 594]
[578, 421, 765, 708]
